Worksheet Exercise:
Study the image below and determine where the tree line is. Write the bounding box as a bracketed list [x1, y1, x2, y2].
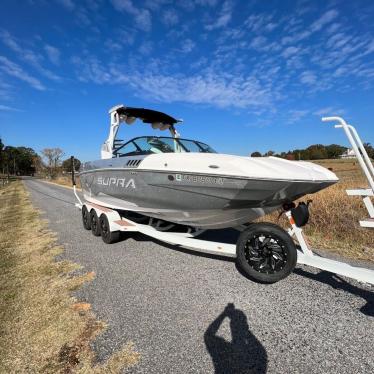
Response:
[250, 143, 374, 160]
[0, 138, 81, 177]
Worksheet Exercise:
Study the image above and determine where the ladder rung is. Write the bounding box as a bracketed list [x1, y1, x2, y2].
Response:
[360, 218, 374, 228]
[346, 189, 374, 196]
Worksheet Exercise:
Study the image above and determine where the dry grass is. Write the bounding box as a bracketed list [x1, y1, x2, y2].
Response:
[259, 159, 374, 261]
[0, 181, 139, 373]
[47, 175, 81, 189]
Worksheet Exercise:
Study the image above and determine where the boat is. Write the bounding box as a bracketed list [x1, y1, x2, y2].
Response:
[75, 110, 374, 285]
[79, 104, 339, 229]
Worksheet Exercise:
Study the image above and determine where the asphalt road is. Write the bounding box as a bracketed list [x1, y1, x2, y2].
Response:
[24, 179, 373, 374]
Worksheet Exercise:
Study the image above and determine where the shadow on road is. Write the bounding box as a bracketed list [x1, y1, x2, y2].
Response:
[204, 303, 267, 374]
[294, 268, 374, 317]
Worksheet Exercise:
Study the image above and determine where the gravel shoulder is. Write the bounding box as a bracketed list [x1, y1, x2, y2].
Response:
[24, 179, 374, 374]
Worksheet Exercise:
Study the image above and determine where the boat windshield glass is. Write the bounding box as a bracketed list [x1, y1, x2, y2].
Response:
[115, 136, 216, 157]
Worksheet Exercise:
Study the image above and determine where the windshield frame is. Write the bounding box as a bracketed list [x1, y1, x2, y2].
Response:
[113, 136, 216, 157]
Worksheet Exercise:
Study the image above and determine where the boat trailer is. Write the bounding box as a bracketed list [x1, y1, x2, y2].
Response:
[73, 188, 374, 285]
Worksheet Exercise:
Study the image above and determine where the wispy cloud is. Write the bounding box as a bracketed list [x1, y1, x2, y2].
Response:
[314, 107, 345, 117]
[132, 74, 271, 109]
[118, 28, 136, 45]
[250, 36, 266, 49]
[180, 39, 195, 53]
[366, 39, 374, 54]
[54, 0, 75, 11]
[111, 0, 152, 31]
[138, 41, 153, 55]
[300, 71, 317, 85]
[0, 79, 13, 100]
[73, 51, 274, 109]
[282, 46, 300, 58]
[195, 0, 217, 6]
[205, 1, 232, 30]
[0, 56, 45, 90]
[0, 30, 20, 51]
[248, 36, 280, 53]
[282, 9, 339, 45]
[245, 13, 278, 33]
[309, 9, 338, 32]
[0, 104, 22, 112]
[112, 63, 274, 109]
[326, 32, 351, 49]
[162, 9, 179, 26]
[71, 55, 113, 84]
[44, 44, 61, 65]
[69, 1, 374, 112]
[326, 22, 341, 34]
[287, 109, 309, 124]
[0, 30, 61, 81]
[144, 0, 173, 11]
[38, 2, 374, 114]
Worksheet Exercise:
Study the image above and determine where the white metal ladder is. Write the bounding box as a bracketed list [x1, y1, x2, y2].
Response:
[322, 116, 374, 228]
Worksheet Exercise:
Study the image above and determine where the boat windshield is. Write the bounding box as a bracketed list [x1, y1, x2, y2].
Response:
[115, 136, 216, 157]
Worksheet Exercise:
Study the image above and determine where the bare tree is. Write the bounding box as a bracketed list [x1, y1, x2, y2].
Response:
[53, 148, 64, 169]
[41, 148, 65, 178]
[32, 155, 44, 176]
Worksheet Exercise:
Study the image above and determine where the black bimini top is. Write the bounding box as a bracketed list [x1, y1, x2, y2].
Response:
[117, 107, 180, 125]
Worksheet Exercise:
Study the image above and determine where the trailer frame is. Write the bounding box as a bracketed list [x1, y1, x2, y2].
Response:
[74, 188, 374, 286]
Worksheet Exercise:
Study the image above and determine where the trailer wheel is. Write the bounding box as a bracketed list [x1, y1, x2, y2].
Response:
[236, 222, 297, 283]
[99, 214, 120, 244]
[90, 210, 101, 236]
[82, 205, 91, 230]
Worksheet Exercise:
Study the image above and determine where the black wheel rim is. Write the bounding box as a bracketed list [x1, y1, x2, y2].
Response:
[101, 218, 109, 237]
[91, 215, 97, 231]
[244, 234, 288, 274]
[83, 209, 89, 226]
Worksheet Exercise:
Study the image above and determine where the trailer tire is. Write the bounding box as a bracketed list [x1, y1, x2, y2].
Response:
[90, 210, 101, 236]
[99, 214, 120, 244]
[236, 222, 297, 283]
[82, 205, 91, 230]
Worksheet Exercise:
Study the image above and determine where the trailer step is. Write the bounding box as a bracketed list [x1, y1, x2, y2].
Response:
[360, 218, 374, 228]
[346, 188, 374, 197]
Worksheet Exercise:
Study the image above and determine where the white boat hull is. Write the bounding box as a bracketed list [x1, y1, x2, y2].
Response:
[80, 154, 338, 229]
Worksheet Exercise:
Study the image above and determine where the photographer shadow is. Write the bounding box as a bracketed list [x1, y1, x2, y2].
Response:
[204, 303, 267, 374]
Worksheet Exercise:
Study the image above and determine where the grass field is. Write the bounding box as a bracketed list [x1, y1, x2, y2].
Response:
[47, 158, 373, 261]
[0, 181, 139, 373]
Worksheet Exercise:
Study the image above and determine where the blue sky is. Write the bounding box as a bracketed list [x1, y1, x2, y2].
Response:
[0, 0, 373, 161]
